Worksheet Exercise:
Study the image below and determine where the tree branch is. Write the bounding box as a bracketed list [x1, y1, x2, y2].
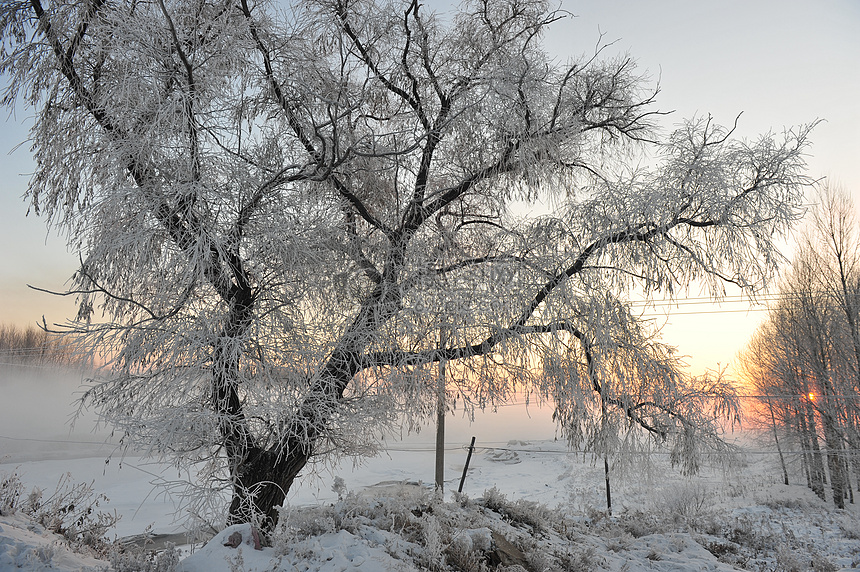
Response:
[336, 0, 429, 130]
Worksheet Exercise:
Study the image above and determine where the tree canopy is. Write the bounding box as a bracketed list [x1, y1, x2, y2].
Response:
[1, 0, 814, 528]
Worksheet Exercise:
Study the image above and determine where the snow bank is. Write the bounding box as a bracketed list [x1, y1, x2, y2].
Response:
[0, 512, 108, 571]
[178, 524, 274, 572]
[178, 524, 415, 572]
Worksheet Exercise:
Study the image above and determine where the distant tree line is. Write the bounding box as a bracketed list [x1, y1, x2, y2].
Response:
[0, 323, 82, 367]
[741, 184, 860, 508]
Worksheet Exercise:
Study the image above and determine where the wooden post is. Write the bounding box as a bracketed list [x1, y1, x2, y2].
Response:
[435, 326, 447, 492]
[458, 436, 476, 493]
[604, 456, 612, 516]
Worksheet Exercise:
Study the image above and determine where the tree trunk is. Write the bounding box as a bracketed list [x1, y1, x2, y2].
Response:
[823, 425, 846, 509]
[767, 397, 790, 485]
[844, 454, 854, 504]
[817, 388, 846, 508]
[601, 396, 612, 515]
[792, 407, 813, 489]
[800, 405, 827, 500]
[225, 342, 368, 530]
[849, 427, 860, 501]
[227, 445, 310, 529]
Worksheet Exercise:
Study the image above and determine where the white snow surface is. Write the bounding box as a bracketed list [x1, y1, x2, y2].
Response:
[3, 432, 860, 571]
[178, 525, 412, 572]
[1, 374, 859, 571]
[0, 512, 107, 571]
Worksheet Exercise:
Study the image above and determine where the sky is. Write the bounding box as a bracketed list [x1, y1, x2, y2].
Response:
[1, 0, 859, 379]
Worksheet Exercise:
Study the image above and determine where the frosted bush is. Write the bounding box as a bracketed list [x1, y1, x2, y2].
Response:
[0, 470, 24, 515]
[274, 505, 337, 548]
[480, 487, 555, 532]
[839, 514, 860, 540]
[481, 487, 507, 512]
[655, 481, 714, 526]
[422, 514, 445, 570]
[109, 544, 181, 572]
[445, 534, 486, 572]
[0, 469, 118, 556]
[331, 476, 348, 500]
[618, 510, 661, 538]
[551, 545, 601, 572]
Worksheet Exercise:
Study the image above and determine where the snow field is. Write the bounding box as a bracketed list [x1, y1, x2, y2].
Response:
[3, 432, 860, 571]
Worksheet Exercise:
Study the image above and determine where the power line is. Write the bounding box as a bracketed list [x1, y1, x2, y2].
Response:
[3, 433, 858, 457]
[0, 434, 109, 446]
[640, 307, 768, 317]
[0, 361, 85, 370]
[470, 445, 860, 456]
[736, 394, 860, 399]
[627, 290, 860, 309]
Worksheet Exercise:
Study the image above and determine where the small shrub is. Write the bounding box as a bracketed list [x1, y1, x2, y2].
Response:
[702, 539, 738, 559]
[108, 544, 181, 572]
[657, 481, 713, 527]
[726, 515, 777, 554]
[274, 503, 337, 551]
[762, 497, 806, 511]
[669, 535, 688, 552]
[695, 514, 723, 536]
[604, 531, 633, 553]
[422, 514, 445, 571]
[553, 545, 600, 572]
[445, 534, 487, 572]
[480, 487, 555, 533]
[775, 545, 805, 572]
[481, 487, 507, 512]
[0, 469, 118, 557]
[27, 473, 118, 552]
[331, 476, 347, 500]
[0, 470, 25, 515]
[618, 510, 661, 538]
[584, 505, 609, 525]
[452, 491, 472, 509]
[809, 552, 838, 572]
[838, 515, 860, 540]
[524, 542, 555, 572]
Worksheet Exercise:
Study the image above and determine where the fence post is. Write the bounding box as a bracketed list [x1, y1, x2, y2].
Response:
[458, 436, 476, 493]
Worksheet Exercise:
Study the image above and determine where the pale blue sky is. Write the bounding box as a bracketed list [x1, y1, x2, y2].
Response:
[1, 1, 858, 376]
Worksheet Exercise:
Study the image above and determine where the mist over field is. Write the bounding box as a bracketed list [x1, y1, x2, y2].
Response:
[0, 365, 109, 461]
[0, 363, 559, 464]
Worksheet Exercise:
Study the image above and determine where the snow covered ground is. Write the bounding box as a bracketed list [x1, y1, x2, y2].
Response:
[2, 367, 860, 570]
[3, 427, 860, 570]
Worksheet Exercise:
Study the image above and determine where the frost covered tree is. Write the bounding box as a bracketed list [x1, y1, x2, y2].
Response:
[1, 0, 814, 528]
[741, 184, 860, 508]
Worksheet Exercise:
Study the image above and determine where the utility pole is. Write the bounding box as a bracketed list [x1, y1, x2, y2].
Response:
[435, 325, 447, 492]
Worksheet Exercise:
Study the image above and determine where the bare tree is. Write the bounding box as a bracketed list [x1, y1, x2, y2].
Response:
[739, 328, 792, 486]
[741, 185, 860, 507]
[810, 184, 860, 384]
[793, 246, 847, 507]
[1, 0, 814, 528]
